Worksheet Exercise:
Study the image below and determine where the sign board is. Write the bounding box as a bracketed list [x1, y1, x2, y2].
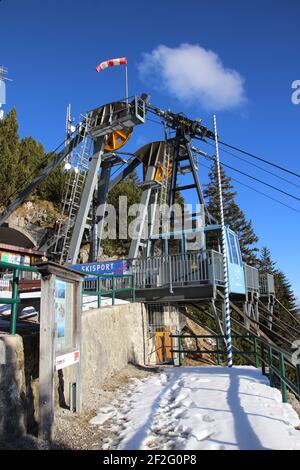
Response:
[55, 350, 80, 370]
[54, 279, 74, 353]
[69, 259, 132, 279]
[0, 251, 31, 266]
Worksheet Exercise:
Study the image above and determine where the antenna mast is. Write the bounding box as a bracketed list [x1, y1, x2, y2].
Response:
[0, 66, 13, 120]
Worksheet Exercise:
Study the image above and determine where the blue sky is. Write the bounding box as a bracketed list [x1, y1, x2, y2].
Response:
[1, 0, 300, 299]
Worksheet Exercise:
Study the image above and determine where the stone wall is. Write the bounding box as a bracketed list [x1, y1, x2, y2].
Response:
[0, 333, 40, 440]
[0, 335, 26, 439]
[79, 302, 147, 410]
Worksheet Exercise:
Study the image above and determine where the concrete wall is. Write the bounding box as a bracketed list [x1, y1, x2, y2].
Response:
[79, 302, 147, 410]
[0, 302, 149, 433]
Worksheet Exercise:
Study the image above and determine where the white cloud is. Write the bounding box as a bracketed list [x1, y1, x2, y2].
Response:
[138, 44, 246, 111]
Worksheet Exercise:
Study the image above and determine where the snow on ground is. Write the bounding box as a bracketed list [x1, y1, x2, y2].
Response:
[0, 291, 128, 317]
[82, 295, 129, 310]
[91, 366, 300, 450]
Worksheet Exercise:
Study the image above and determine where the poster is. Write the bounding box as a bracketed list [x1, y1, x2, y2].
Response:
[54, 279, 74, 352]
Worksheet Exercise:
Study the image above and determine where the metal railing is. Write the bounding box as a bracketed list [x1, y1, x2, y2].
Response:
[170, 332, 300, 403]
[0, 260, 38, 334]
[82, 273, 135, 308]
[259, 273, 275, 295]
[244, 264, 260, 292]
[133, 250, 224, 289]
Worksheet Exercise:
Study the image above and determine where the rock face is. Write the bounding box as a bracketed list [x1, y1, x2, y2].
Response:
[0, 335, 26, 438]
[2, 199, 62, 250]
[11, 200, 60, 229]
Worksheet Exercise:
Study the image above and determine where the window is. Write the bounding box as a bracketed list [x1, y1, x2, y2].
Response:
[228, 232, 239, 265]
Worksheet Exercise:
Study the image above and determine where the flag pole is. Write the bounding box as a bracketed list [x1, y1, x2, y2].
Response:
[213, 114, 233, 368]
[125, 63, 129, 105]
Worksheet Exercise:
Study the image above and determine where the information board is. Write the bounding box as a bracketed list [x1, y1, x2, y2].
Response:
[54, 279, 74, 353]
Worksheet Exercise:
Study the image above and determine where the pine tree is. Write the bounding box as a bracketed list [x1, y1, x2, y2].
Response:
[18, 136, 46, 191]
[102, 171, 142, 256]
[0, 108, 20, 205]
[37, 151, 67, 205]
[203, 161, 259, 265]
[258, 246, 298, 340]
[257, 247, 276, 273]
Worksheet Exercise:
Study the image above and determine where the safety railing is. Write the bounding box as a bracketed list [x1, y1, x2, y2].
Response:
[133, 250, 225, 289]
[259, 273, 275, 295]
[82, 273, 135, 308]
[0, 260, 38, 334]
[244, 264, 260, 293]
[170, 332, 300, 403]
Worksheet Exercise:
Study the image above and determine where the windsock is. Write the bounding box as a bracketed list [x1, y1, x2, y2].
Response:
[96, 57, 127, 72]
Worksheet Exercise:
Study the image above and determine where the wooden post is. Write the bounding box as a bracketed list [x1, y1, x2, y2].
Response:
[37, 262, 85, 441]
[38, 273, 56, 441]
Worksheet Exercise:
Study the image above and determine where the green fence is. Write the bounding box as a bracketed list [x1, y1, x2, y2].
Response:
[82, 273, 135, 308]
[0, 260, 38, 335]
[170, 332, 300, 403]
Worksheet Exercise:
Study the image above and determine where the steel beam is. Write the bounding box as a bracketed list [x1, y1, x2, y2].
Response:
[0, 133, 84, 226]
[95, 162, 112, 259]
[128, 165, 157, 260]
[108, 157, 141, 191]
[66, 137, 104, 264]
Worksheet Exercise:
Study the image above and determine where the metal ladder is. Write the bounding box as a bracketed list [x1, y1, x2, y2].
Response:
[53, 116, 93, 263]
[159, 121, 171, 232]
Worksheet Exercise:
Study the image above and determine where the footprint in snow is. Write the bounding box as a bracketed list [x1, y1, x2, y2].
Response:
[193, 429, 213, 441]
[202, 414, 215, 423]
[173, 409, 188, 419]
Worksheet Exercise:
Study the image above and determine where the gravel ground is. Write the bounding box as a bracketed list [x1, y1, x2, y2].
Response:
[0, 363, 160, 450]
[52, 363, 160, 450]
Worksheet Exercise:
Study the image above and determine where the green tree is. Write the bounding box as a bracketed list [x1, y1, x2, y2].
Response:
[258, 246, 297, 312]
[102, 172, 142, 257]
[18, 136, 46, 191]
[0, 108, 20, 205]
[203, 161, 259, 265]
[37, 152, 68, 205]
[258, 246, 299, 345]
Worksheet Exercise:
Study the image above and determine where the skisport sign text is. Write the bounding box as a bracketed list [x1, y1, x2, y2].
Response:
[69, 259, 132, 279]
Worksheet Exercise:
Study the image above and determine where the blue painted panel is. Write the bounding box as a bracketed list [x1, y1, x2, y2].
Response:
[69, 259, 132, 279]
[228, 263, 246, 294]
[225, 228, 246, 294]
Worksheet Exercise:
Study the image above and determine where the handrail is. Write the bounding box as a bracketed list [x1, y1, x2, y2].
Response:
[0, 260, 38, 334]
[82, 273, 135, 308]
[170, 332, 300, 403]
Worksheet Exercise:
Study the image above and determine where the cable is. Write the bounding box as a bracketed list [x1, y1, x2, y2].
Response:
[204, 140, 300, 190]
[218, 140, 300, 179]
[202, 153, 300, 202]
[200, 161, 300, 214]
